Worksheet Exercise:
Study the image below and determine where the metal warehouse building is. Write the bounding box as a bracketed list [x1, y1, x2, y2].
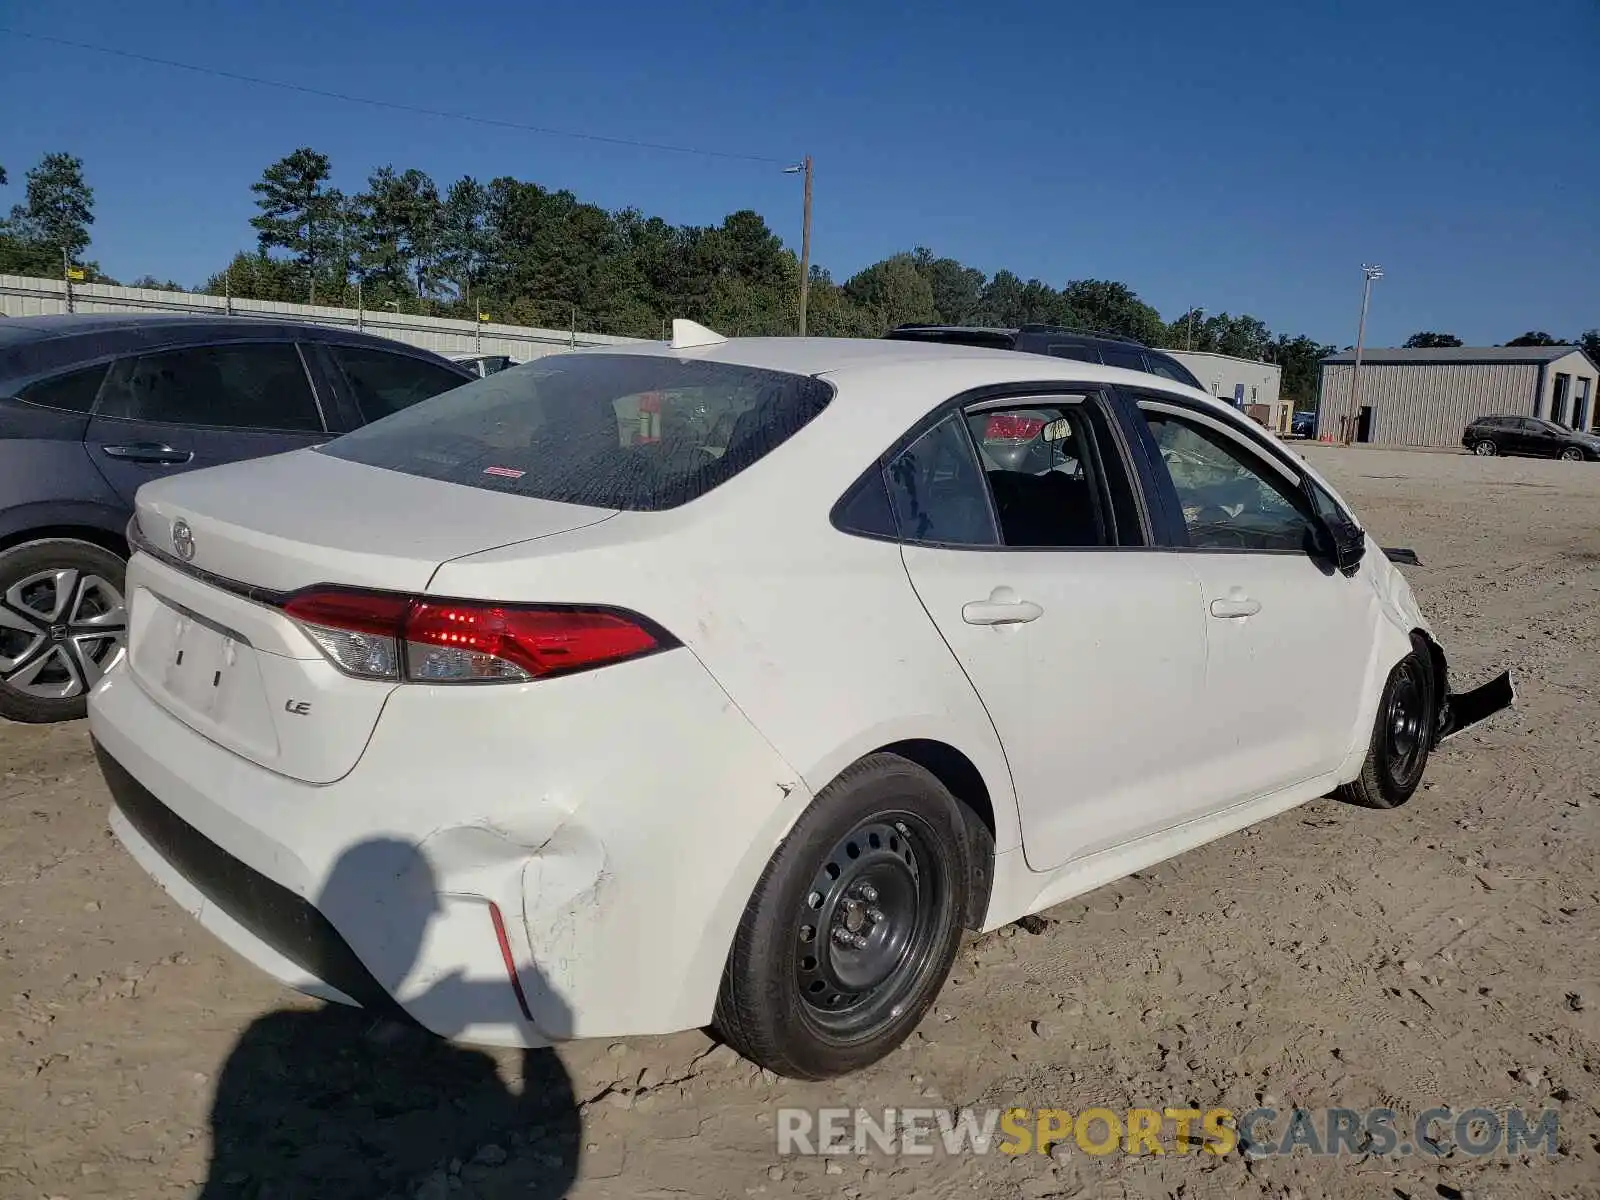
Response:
[1168, 351, 1285, 432]
[1317, 345, 1599, 448]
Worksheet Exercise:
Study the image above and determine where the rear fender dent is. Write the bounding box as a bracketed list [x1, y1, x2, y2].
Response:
[413, 816, 605, 1040]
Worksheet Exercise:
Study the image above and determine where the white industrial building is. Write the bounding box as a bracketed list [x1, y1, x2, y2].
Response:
[1168, 350, 1285, 432]
[1316, 345, 1599, 447]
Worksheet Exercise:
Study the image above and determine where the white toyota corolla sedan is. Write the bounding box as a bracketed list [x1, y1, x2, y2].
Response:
[88, 322, 1512, 1080]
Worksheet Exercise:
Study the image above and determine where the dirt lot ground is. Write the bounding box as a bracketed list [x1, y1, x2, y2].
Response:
[2, 445, 1597, 1200]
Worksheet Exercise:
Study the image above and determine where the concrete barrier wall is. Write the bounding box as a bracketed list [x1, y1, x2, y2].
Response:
[0, 274, 649, 361]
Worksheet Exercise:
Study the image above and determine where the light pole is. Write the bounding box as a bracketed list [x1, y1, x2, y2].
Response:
[785, 156, 813, 336]
[1344, 264, 1383, 445]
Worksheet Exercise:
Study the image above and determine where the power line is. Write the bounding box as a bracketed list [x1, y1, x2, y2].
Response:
[0, 28, 790, 166]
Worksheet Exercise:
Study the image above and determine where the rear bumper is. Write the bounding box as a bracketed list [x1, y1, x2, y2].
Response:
[88, 646, 814, 1047]
[98, 743, 405, 1015]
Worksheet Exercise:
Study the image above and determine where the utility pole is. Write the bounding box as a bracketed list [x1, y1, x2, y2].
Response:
[785, 156, 813, 336]
[63, 247, 75, 314]
[1344, 265, 1383, 445]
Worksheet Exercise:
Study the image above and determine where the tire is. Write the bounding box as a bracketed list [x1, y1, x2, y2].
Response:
[1473, 440, 1498, 456]
[1560, 446, 1583, 462]
[0, 539, 128, 724]
[1337, 650, 1434, 810]
[713, 753, 976, 1079]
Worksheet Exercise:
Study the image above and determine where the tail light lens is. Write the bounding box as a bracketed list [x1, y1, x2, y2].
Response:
[984, 414, 1046, 441]
[283, 590, 411, 680]
[281, 588, 673, 684]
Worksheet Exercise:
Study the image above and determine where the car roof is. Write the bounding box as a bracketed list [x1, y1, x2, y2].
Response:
[576, 334, 1239, 420]
[887, 324, 1159, 349]
[0, 312, 444, 350]
[0, 312, 468, 388]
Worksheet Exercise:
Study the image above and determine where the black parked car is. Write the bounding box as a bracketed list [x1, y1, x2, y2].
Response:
[883, 324, 1205, 390]
[0, 314, 475, 723]
[1462, 414, 1600, 461]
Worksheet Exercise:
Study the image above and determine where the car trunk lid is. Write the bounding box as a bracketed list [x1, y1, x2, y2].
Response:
[125, 449, 617, 783]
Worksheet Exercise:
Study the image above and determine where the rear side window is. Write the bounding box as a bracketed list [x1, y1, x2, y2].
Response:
[320, 353, 834, 511]
[833, 469, 897, 539]
[1099, 346, 1149, 373]
[964, 399, 1141, 547]
[1043, 343, 1100, 363]
[330, 347, 468, 419]
[1146, 357, 1197, 387]
[14, 363, 109, 412]
[885, 415, 998, 546]
[97, 343, 323, 432]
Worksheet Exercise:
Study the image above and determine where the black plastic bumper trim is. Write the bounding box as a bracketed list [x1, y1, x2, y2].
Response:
[94, 739, 405, 1018]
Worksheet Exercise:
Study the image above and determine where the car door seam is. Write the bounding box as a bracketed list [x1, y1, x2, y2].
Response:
[894, 543, 1023, 846]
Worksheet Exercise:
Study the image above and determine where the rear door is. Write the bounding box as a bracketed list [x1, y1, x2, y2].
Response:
[1499, 418, 1533, 455]
[84, 341, 330, 505]
[891, 392, 1213, 871]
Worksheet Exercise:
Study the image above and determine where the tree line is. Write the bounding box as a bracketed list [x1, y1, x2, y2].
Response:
[4, 149, 1597, 409]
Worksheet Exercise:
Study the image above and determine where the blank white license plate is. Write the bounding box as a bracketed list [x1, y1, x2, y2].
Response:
[132, 591, 275, 754]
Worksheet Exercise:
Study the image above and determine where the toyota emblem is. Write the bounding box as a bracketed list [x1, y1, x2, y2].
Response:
[171, 519, 196, 562]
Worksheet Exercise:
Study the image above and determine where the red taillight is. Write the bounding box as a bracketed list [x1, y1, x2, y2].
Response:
[283, 588, 410, 635]
[985, 414, 1046, 441]
[279, 587, 670, 684]
[406, 602, 661, 681]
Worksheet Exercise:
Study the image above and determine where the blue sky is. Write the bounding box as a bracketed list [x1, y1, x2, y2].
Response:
[3, 0, 1596, 346]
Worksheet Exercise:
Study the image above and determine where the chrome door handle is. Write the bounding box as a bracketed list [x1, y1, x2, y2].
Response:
[963, 587, 1043, 626]
[102, 443, 195, 465]
[1209, 596, 1262, 618]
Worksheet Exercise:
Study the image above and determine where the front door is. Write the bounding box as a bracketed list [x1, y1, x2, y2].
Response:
[889, 396, 1213, 871]
[83, 342, 330, 505]
[1134, 400, 1379, 800]
[1515, 418, 1559, 457]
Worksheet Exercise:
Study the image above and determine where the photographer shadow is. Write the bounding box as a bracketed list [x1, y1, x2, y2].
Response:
[197, 839, 581, 1199]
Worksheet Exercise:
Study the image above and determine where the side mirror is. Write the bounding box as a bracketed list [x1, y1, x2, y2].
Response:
[1328, 518, 1366, 574]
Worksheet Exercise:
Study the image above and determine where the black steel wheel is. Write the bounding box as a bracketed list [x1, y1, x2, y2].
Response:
[1339, 649, 1435, 810]
[793, 817, 946, 1038]
[1381, 656, 1430, 794]
[714, 753, 979, 1079]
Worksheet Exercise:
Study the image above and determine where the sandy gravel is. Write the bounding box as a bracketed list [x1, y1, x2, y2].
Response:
[2, 445, 1597, 1200]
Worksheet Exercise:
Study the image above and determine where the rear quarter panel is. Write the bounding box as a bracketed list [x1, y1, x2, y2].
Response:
[426, 369, 1022, 853]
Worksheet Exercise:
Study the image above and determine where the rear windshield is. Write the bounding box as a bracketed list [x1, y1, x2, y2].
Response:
[318, 352, 833, 511]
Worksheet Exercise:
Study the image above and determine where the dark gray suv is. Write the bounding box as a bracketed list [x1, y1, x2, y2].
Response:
[883, 324, 1205, 390]
[0, 314, 474, 723]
